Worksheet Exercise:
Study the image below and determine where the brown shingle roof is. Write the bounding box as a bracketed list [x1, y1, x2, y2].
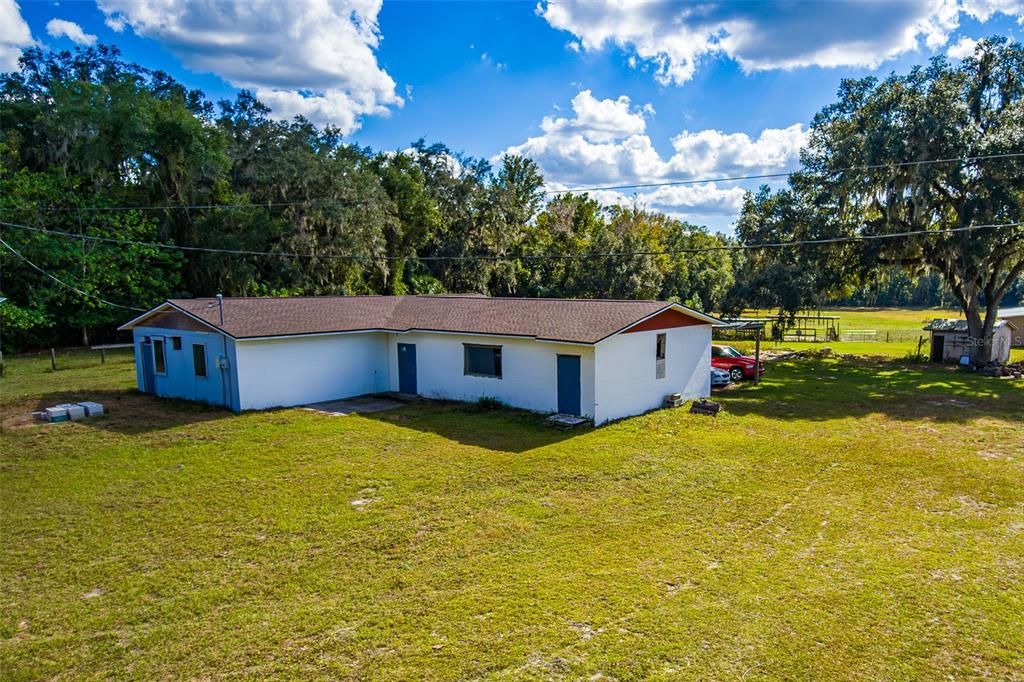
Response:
[125, 295, 717, 344]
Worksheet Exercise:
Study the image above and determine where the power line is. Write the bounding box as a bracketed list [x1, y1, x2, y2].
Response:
[0, 235, 146, 311]
[2, 219, 1020, 262]
[0, 198, 373, 213]
[0, 153, 1020, 214]
[541, 152, 1024, 194]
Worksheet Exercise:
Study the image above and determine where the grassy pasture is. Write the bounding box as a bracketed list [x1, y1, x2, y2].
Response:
[1, 330, 1023, 679]
[726, 307, 1024, 362]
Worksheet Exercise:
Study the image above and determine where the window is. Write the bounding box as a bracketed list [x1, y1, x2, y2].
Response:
[464, 344, 502, 378]
[171, 336, 182, 350]
[153, 338, 167, 375]
[712, 345, 742, 358]
[192, 343, 208, 378]
[656, 333, 666, 379]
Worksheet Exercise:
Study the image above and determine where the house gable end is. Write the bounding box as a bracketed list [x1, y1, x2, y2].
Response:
[622, 307, 708, 334]
[141, 310, 218, 332]
[119, 303, 221, 334]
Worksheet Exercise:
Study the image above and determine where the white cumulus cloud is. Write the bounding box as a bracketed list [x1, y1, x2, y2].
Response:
[0, 0, 33, 72]
[97, 0, 403, 133]
[538, 0, 1024, 85]
[500, 90, 806, 221]
[947, 36, 979, 58]
[46, 19, 98, 46]
[960, 0, 1024, 22]
[666, 125, 808, 178]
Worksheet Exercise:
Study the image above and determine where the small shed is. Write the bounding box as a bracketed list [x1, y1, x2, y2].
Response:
[998, 306, 1024, 347]
[923, 319, 1015, 364]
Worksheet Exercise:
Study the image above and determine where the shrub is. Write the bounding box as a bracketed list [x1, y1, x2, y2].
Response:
[475, 396, 505, 411]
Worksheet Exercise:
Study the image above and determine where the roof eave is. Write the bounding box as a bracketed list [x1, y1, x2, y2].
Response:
[232, 327, 598, 345]
[117, 301, 174, 331]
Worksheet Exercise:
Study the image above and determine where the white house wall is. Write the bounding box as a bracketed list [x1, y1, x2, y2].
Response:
[593, 325, 711, 425]
[384, 332, 596, 417]
[233, 333, 389, 410]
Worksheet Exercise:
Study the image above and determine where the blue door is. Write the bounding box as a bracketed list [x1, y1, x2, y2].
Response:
[557, 354, 581, 416]
[398, 343, 417, 395]
[140, 340, 156, 394]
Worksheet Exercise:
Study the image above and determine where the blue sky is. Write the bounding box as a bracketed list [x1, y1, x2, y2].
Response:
[4, 0, 1022, 231]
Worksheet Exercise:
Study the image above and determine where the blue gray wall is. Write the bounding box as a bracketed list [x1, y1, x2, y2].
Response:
[132, 327, 239, 411]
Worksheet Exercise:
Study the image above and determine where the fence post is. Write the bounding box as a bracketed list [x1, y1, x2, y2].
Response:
[100, 348, 106, 364]
[50, 348, 57, 371]
[754, 327, 762, 386]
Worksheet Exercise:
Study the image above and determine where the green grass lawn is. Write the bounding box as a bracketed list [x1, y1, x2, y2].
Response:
[2, 347, 1023, 680]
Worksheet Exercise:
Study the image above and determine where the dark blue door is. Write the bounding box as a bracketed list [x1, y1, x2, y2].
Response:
[557, 354, 581, 416]
[398, 343, 417, 394]
[140, 340, 156, 394]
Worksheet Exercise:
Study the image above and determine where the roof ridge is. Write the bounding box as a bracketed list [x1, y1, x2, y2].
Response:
[173, 294, 398, 301]
[407, 295, 665, 303]
[175, 294, 669, 304]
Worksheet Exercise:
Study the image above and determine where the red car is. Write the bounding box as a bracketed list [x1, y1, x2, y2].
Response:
[711, 344, 765, 382]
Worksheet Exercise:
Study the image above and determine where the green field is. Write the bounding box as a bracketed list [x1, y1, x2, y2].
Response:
[2, 337, 1023, 679]
[727, 307, 1024, 362]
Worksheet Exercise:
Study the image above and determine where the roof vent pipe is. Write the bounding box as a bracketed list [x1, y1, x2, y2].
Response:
[216, 293, 225, 326]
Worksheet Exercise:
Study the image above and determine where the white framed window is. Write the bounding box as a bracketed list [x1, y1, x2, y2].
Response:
[152, 337, 167, 375]
[192, 343, 208, 378]
[656, 333, 666, 379]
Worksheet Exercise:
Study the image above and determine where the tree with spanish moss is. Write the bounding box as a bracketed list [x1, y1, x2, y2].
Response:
[730, 37, 1024, 361]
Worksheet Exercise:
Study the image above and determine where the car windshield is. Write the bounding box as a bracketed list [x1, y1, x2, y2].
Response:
[719, 346, 744, 358]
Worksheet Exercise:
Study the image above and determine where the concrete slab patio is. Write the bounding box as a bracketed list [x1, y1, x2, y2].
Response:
[303, 395, 405, 416]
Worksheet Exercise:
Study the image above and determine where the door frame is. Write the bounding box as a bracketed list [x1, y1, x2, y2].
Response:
[140, 338, 156, 393]
[556, 353, 582, 416]
[930, 334, 945, 362]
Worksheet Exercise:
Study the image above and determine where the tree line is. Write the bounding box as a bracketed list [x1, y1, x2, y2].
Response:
[1, 42, 1022, 357]
[729, 37, 1024, 359]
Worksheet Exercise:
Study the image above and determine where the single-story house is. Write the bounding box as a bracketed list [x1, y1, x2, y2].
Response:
[119, 295, 721, 424]
[998, 306, 1024, 347]
[923, 318, 1016, 364]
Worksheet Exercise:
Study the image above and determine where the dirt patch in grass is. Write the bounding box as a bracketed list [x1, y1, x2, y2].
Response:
[1, 388, 230, 435]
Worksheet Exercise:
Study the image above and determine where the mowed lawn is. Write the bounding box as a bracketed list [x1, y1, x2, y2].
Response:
[2, 348, 1023, 680]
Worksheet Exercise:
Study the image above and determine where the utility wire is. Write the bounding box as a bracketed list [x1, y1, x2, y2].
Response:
[0, 198, 373, 213]
[0, 235, 146, 311]
[0, 153, 1020, 214]
[541, 152, 1024, 194]
[1, 219, 1020, 262]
